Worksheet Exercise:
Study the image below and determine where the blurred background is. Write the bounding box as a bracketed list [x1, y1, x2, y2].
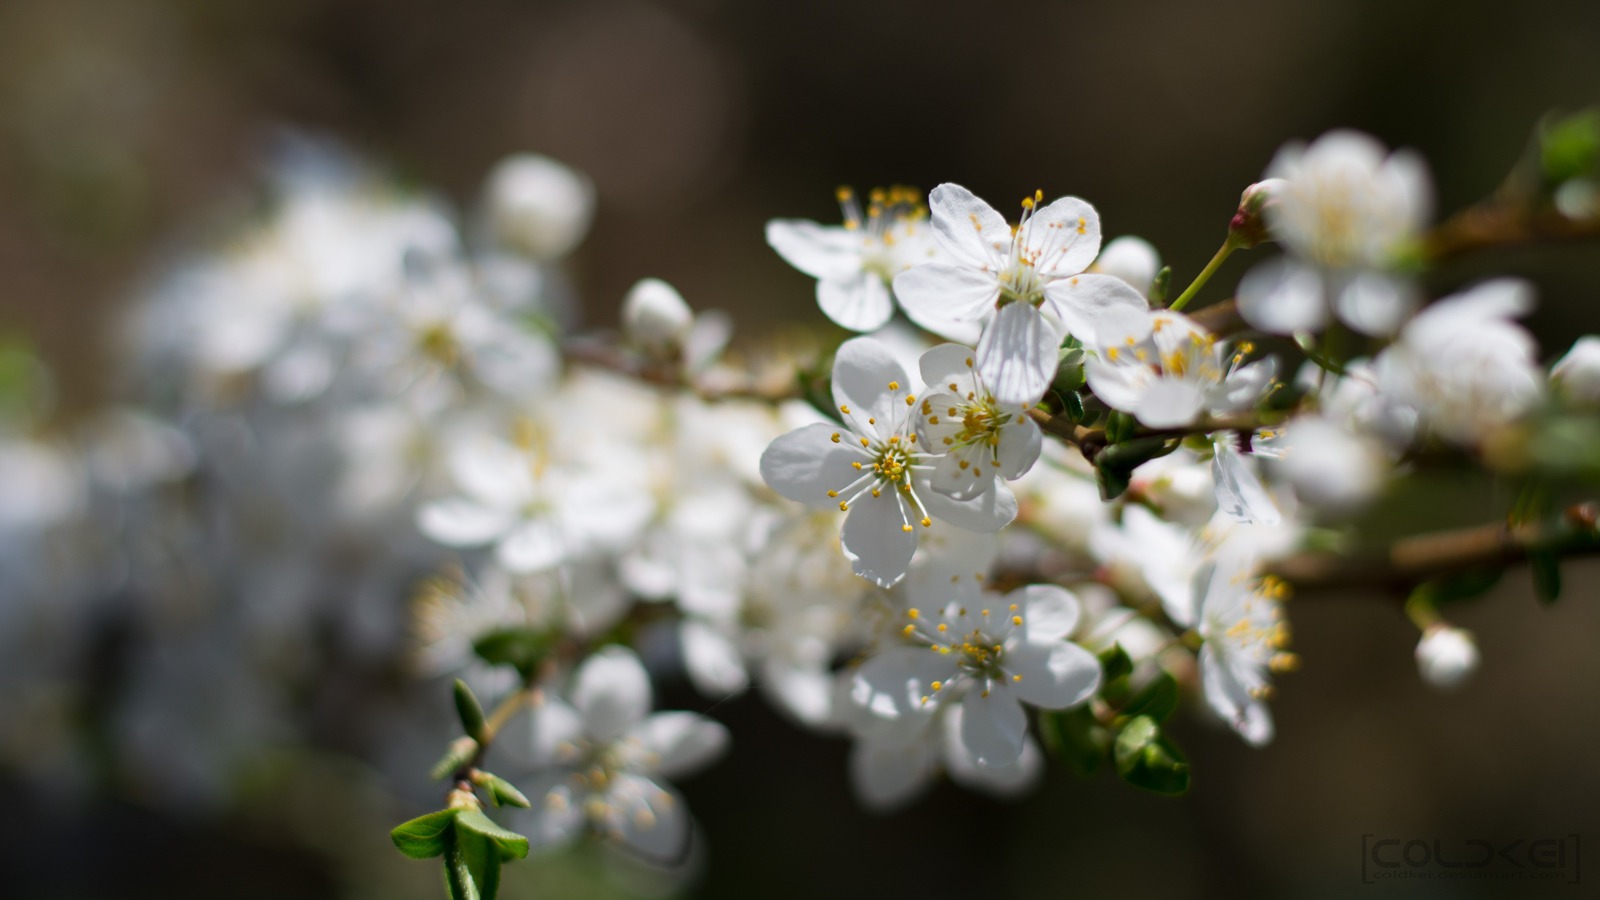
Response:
[2, 0, 1598, 897]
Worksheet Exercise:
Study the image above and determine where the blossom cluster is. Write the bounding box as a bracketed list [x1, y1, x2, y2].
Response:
[3, 121, 1598, 890]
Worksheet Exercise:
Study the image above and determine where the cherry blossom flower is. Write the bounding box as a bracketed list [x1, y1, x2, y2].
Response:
[1084, 311, 1276, 429]
[759, 336, 1016, 588]
[913, 342, 1043, 501]
[508, 646, 728, 860]
[892, 184, 1151, 404]
[1195, 547, 1296, 746]
[852, 584, 1100, 767]
[766, 186, 940, 332]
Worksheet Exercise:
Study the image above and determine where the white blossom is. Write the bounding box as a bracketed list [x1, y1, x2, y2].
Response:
[1415, 624, 1479, 690]
[767, 186, 940, 332]
[1084, 311, 1276, 428]
[892, 184, 1151, 404]
[759, 336, 1016, 588]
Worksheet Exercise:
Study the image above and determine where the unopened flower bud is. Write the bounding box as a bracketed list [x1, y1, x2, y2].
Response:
[1551, 335, 1600, 406]
[1415, 624, 1479, 690]
[1229, 178, 1286, 249]
[623, 278, 694, 358]
[1092, 236, 1162, 300]
[481, 154, 595, 261]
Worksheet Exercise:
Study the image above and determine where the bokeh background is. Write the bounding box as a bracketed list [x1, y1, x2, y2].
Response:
[2, 0, 1599, 897]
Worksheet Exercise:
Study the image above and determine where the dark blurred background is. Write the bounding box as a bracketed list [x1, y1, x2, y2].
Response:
[2, 0, 1599, 897]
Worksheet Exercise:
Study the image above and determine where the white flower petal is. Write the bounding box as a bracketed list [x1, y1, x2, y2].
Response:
[1237, 258, 1327, 335]
[1335, 270, 1415, 337]
[765, 219, 862, 280]
[416, 499, 515, 547]
[572, 645, 653, 743]
[632, 710, 730, 779]
[496, 516, 567, 572]
[1133, 377, 1206, 428]
[1042, 273, 1152, 347]
[840, 492, 918, 588]
[994, 416, 1042, 481]
[1007, 640, 1100, 709]
[680, 620, 750, 698]
[608, 774, 689, 862]
[959, 683, 1027, 767]
[818, 271, 895, 332]
[759, 423, 872, 507]
[930, 443, 991, 501]
[975, 301, 1057, 406]
[1026, 195, 1102, 278]
[849, 735, 937, 812]
[894, 263, 1000, 338]
[1200, 644, 1274, 746]
[831, 336, 913, 433]
[1212, 441, 1282, 527]
[918, 477, 1017, 533]
[1015, 584, 1081, 641]
[926, 183, 1010, 269]
[918, 343, 979, 396]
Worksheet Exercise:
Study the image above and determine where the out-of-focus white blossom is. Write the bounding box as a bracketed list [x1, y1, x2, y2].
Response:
[1415, 624, 1480, 690]
[480, 153, 595, 261]
[1551, 335, 1600, 405]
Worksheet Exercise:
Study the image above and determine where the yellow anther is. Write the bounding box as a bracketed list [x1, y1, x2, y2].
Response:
[1035, 189, 1044, 202]
[905, 395, 915, 406]
[871, 488, 881, 497]
[1012, 674, 1022, 682]
[937, 623, 948, 633]
[931, 681, 943, 691]
[981, 609, 990, 617]
[836, 186, 853, 202]
[868, 417, 876, 424]
[839, 501, 849, 511]
[1008, 603, 1018, 612]
[964, 357, 973, 367]
[929, 416, 940, 424]
[1270, 652, 1301, 674]
[920, 517, 931, 527]
[902, 624, 914, 637]
[852, 461, 863, 470]
[901, 524, 913, 532]
[860, 438, 870, 447]
[908, 608, 920, 619]
[827, 490, 838, 498]
[830, 432, 840, 443]
[1011, 616, 1023, 626]
[959, 460, 970, 470]
[888, 380, 900, 390]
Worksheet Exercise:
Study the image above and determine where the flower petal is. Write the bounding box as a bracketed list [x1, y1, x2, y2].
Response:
[1015, 583, 1081, 641]
[831, 336, 913, 435]
[572, 645, 653, 743]
[1237, 258, 1327, 335]
[917, 475, 1017, 533]
[416, 499, 514, 547]
[631, 710, 730, 779]
[759, 423, 872, 507]
[1007, 640, 1100, 709]
[894, 263, 999, 339]
[918, 343, 980, 397]
[959, 683, 1027, 767]
[840, 491, 917, 588]
[765, 219, 862, 280]
[975, 301, 1057, 407]
[1025, 195, 1102, 278]
[994, 414, 1042, 480]
[1043, 273, 1152, 347]
[496, 516, 567, 572]
[926, 183, 1010, 269]
[849, 734, 937, 812]
[818, 271, 895, 332]
[680, 620, 750, 698]
[1133, 377, 1206, 428]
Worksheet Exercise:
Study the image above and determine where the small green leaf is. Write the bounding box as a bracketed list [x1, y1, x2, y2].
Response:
[1113, 715, 1190, 796]
[1105, 411, 1136, 445]
[1541, 108, 1600, 184]
[1037, 705, 1108, 777]
[1149, 266, 1172, 305]
[430, 736, 479, 781]
[456, 809, 531, 861]
[1062, 390, 1087, 424]
[471, 770, 532, 809]
[454, 680, 489, 744]
[1098, 643, 1133, 683]
[444, 828, 492, 900]
[472, 627, 555, 677]
[1530, 550, 1562, 605]
[1121, 671, 1180, 723]
[391, 809, 458, 860]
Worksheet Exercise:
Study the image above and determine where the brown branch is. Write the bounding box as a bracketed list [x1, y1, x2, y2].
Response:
[562, 337, 802, 403]
[1271, 502, 1600, 598]
[1423, 205, 1600, 263]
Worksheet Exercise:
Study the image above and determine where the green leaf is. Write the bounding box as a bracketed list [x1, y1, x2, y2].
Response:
[1062, 390, 1087, 424]
[1113, 715, 1190, 796]
[1411, 568, 1504, 608]
[472, 770, 532, 809]
[1037, 705, 1108, 777]
[1104, 411, 1136, 445]
[1149, 266, 1172, 305]
[444, 827, 492, 900]
[1094, 436, 1176, 501]
[1121, 671, 1180, 723]
[391, 809, 459, 860]
[456, 808, 531, 861]
[472, 627, 555, 677]
[430, 736, 479, 782]
[1530, 550, 1562, 605]
[1097, 643, 1133, 683]
[1541, 108, 1600, 184]
[453, 680, 489, 744]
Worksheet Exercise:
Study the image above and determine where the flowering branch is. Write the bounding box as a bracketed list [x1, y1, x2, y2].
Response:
[1271, 502, 1600, 596]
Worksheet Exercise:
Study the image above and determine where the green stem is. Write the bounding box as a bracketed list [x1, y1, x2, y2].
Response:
[1168, 239, 1237, 312]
